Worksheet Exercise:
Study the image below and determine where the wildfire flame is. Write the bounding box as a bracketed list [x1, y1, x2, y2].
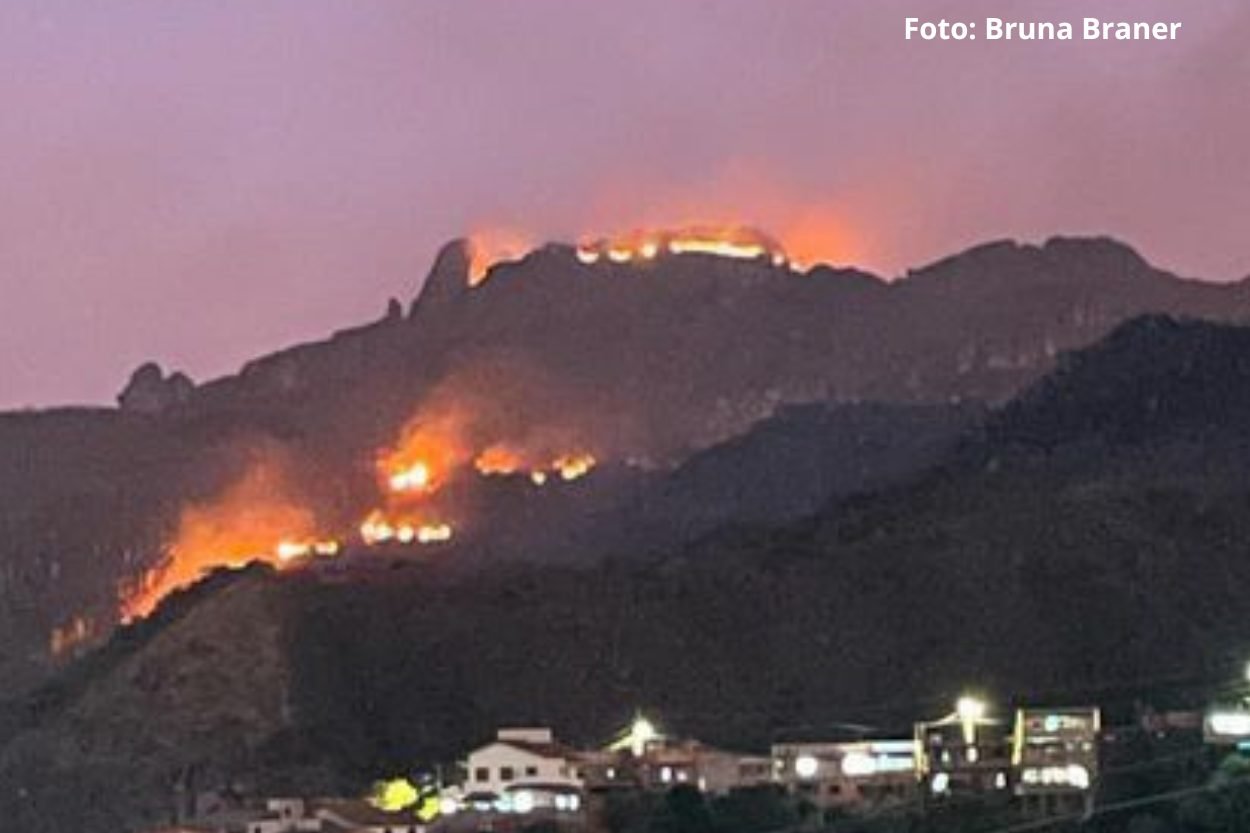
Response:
[119, 462, 330, 622]
[474, 446, 596, 484]
[388, 461, 432, 494]
[379, 405, 474, 497]
[50, 615, 93, 658]
[574, 226, 792, 269]
[474, 444, 523, 476]
[359, 509, 454, 546]
[275, 539, 341, 563]
[552, 453, 596, 481]
[466, 229, 533, 287]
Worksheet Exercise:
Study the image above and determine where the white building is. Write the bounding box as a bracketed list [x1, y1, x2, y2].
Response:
[464, 728, 584, 799]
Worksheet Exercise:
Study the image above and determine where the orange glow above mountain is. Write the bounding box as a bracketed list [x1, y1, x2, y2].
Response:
[119, 463, 322, 622]
[466, 228, 533, 286]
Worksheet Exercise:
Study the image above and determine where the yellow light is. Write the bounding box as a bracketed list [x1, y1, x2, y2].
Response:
[417, 523, 453, 543]
[313, 541, 340, 557]
[629, 716, 656, 756]
[276, 540, 311, 562]
[553, 453, 596, 481]
[370, 778, 419, 812]
[957, 695, 987, 746]
[957, 696, 986, 722]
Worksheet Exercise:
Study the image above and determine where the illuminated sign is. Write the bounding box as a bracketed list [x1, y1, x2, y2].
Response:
[1206, 709, 1250, 743]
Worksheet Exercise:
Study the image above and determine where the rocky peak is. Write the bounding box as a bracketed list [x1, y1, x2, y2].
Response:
[408, 239, 471, 316]
[117, 362, 194, 414]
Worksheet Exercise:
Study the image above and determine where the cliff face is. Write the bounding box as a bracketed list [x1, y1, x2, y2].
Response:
[3, 234, 1250, 705]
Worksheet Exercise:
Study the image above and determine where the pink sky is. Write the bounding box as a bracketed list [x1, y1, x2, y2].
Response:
[1, 0, 1247, 408]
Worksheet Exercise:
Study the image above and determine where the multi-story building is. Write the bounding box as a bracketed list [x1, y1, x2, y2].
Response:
[772, 738, 915, 810]
[463, 727, 584, 802]
[1012, 707, 1100, 816]
[915, 698, 1013, 803]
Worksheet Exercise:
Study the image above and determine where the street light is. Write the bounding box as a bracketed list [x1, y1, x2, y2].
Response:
[957, 696, 987, 722]
[627, 715, 657, 756]
[957, 695, 987, 746]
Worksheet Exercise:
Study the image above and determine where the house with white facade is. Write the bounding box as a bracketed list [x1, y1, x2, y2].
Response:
[463, 727, 584, 800]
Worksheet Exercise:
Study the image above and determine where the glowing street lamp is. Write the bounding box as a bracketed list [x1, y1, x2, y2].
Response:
[957, 695, 988, 745]
[607, 713, 661, 757]
[957, 696, 987, 722]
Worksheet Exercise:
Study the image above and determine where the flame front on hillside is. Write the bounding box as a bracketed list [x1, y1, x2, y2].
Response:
[473, 445, 597, 483]
[119, 461, 332, 622]
[463, 224, 811, 286]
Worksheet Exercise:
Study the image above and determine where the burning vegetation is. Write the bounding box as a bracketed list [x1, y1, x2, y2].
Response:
[574, 225, 791, 268]
[473, 445, 597, 483]
[49, 614, 95, 658]
[463, 224, 818, 287]
[119, 461, 333, 622]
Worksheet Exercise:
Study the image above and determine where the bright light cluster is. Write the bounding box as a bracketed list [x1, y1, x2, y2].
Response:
[359, 512, 454, 546]
[388, 462, 432, 493]
[1020, 764, 1091, 790]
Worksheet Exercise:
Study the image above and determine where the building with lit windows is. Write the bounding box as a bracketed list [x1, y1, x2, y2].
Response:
[1012, 707, 1100, 816]
[463, 728, 584, 801]
[772, 739, 916, 810]
[915, 697, 1013, 803]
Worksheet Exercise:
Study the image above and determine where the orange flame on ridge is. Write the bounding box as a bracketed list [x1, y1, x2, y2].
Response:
[120, 462, 324, 622]
[466, 228, 533, 287]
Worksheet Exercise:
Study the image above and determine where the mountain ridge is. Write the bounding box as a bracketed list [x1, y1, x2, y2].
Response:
[4, 233, 1250, 709]
[8, 314, 1250, 833]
